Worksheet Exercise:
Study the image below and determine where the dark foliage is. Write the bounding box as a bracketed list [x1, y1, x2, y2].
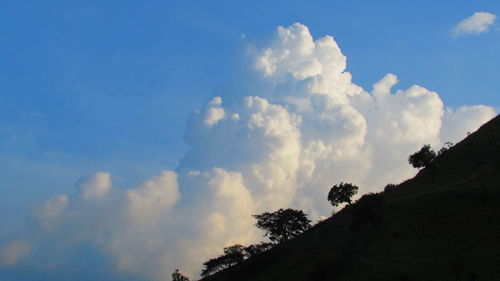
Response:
[223, 244, 245, 265]
[201, 255, 235, 277]
[243, 242, 274, 258]
[201, 256, 224, 277]
[254, 208, 311, 243]
[327, 182, 359, 207]
[384, 183, 398, 192]
[200, 243, 273, 278]
[408, 144, 436, 169]
[201, 245, 247, 278]
[438, 141, 454, 156]
[172, 269, 190, 281]
[351, 193, 384, 234]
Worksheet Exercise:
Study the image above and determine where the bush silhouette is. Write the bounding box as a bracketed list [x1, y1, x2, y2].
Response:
[438, 141, 454, 156]
[254, 208, 311, 243]
[327, 182, 359, 207]
[172, 269, 190, 281]
[384, 183, 398, 192]
[408, 144, 436, 169]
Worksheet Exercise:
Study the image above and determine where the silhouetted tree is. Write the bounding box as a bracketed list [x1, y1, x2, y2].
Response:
[200, 245, 247, 278]
[351, 193, 384, 234]
[172, 269, 190, 281]
[327, 182, 359, 207]
[243, 242, 274, 258]
[408, 144, 436, 169]
[201, 255, 234, 277]
[223, 244, 245, 265]
[254, 208, 311, 243]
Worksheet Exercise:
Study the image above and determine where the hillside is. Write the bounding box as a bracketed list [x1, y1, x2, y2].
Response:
[201, 115, 500, 281]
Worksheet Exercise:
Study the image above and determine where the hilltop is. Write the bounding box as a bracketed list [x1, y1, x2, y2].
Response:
[201, 115, 500, 281]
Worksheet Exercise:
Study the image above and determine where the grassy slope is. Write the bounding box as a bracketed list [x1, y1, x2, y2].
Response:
[203, 115, 500, 281]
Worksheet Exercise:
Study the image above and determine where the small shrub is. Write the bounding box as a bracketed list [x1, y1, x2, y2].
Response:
[438, 141, 454, 155]
[172, 269, 190, 281]
[384, 183, 398, 192]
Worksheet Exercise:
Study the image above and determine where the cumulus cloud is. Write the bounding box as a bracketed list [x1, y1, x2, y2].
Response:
[76, 172, 112, 200]
[1, 23, 496, 280]
[453, 12, 496, 37]
[126, 170, 179, 224]
[31, 194, 69, 231]
[441, 105, 496, 142]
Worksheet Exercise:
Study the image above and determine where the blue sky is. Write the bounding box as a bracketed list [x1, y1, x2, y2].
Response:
[1, 1, 499, 280]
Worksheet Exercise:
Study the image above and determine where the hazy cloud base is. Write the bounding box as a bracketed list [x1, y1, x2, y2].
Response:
[1, 23, 496, 280]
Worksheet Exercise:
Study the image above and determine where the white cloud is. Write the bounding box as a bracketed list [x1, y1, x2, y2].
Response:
[441, 105, 496, 143]
[31, 194, 69, 231]
[1, 240, 31, 266]
[204, 97, 226, 127]
[76, 172, 112, 200]
[126, 170, 179, 224]
[1, 23, 496, 280]
[453, 12, 496, 37]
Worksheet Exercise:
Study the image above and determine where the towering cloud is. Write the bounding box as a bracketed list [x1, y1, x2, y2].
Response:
[453, 12, 496, 37]
[1, 23, 495, 280]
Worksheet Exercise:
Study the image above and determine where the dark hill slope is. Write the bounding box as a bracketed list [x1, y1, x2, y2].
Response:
[203, 115, 500, 281]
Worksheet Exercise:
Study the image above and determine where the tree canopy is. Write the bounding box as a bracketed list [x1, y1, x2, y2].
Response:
[253, 208, 311, 244]
[201, 252, 242, 278]
[200, 242, 273, 278]
[243, 242, 274, 258]
[408, 144, 436, 169]
[327, 182, 359, 207]
[223, 244, 245, 265]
